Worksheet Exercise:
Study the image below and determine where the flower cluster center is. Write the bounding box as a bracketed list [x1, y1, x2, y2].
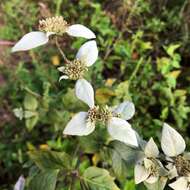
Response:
[63, 59, 88, 80]
[175, 155, 190, 177]
[144, 158, 160, 176]
[87, 106, 112, 124]
[39, 16, 69, 35]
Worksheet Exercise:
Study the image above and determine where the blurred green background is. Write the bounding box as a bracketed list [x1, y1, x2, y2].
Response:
[0, 0, 190, 189]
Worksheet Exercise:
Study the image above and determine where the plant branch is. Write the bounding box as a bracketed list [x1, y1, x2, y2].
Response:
[128, 57, 144, 86]
[55, 37, 70, 64]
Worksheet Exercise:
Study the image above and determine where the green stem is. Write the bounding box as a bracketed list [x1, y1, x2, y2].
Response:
[24, 86, 41, 98]
[55, 0, 63, 16]
[128, 57, 144, 86]
[55, 37, 70, 64]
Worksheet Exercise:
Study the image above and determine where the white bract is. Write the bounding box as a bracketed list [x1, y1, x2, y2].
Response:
[14, 176, 25, 190]
[12, 16, 96, 52]
[134, 138, 164, 184]
[161, 123, 190, 190]
[169, 177, 190, 190]
[63, 81, 138, 147]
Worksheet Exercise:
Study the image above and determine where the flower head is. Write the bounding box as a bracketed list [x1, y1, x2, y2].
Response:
[63, 79, 138, 147]
[12, 16, 96, 52]
[134, 138, 165, 184]
[59, 59, 88, 80]
[39, 16, 68, 35]
[58, 40, 98, 81]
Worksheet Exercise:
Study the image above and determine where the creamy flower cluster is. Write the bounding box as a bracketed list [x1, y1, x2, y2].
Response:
[135, 123, 190, 190]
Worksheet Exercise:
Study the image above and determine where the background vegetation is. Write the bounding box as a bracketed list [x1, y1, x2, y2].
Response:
[0, 0, 190, 189]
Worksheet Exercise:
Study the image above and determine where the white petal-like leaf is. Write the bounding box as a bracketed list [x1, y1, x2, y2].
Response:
[14, 176, 25, 190]
[107, 117, 138, 147]
[161, 123, 186, 157]
[167, 164, 178, 179]
[66, 24, 96, 39]
[59, 75, 69, 81]
[63, 112, 95, 136]
[75, 79, 94, 108]
[145, 175, 159, 184]
[57, 66, 65, 72]
[12, 32, 49, 52]
[145, 138, 159, 158]
[76, 40, 98, 66]
[169, 177, 188, 190]
[134, 164, 150, 184]
[114, 101, 135, 120]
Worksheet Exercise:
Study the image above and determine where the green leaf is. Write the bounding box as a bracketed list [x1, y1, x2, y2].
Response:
[164, 44, 180, 57]
[24, 110, 38, 118]
[109, 141, 143, 164]
[82, 166, 120, 190]
[108, 141, 143, 179]
[79, 126, 108, 154]
[144, 177, 167, 190]
[29, 150, 71, 170]
[13, 107, 24, 120]
[124, 180, 136, 190]
[28, 170, 59, 190]
[111, 149, 128, 179]
[25, 115, 39, 131]
[24, 94, 38, 110]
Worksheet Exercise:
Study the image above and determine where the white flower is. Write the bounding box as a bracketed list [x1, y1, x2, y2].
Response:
[134, 138, 164, 184]
[12, 16, 96, 52]
[63, 81, 138, 147]
[14, 176, 25, 190]
[58, 40, 98, 81]
[161, 123, 190, 190]
[169, 177, 190, 190]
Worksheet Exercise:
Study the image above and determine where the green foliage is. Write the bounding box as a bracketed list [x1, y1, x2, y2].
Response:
[108, 141, 143, 180]
[0, 0, 190, 190]
[29, 150, 71, 170]
[82, 166, 120, 190]
[28, 170, 59, 190]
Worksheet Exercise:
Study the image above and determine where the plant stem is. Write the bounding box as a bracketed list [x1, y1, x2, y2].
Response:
[55, 37, 70, 64]
[128, 57, 144, 86]
[24, 86, 41, 98]
[55, 0, 63, 16]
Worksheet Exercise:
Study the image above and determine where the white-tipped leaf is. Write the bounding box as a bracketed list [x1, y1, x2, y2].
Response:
[57, 66, 65, 72]
[145, 138, 159, 158]
[134, 164, 150, 184]
[63, 112, 95, 136]
[145, 175, 159, 184]
[59, 75, 69, 81]
[114, 101, 135, 120]
[76, 40, 98, 66]
[167, 164, 178, 179]
[169, 177, 188, 190]
[12, 32, 49, 52]
[14, 176, 25, 190]
[107, 117, 138, 147]
[75, 79, 94, 108]
[66, 24, 96, 39]
[161, 123, 186, 157]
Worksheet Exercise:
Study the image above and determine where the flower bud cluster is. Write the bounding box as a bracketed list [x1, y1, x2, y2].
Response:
[87, 106, 112, 124]
[39, 16, 68, 35]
